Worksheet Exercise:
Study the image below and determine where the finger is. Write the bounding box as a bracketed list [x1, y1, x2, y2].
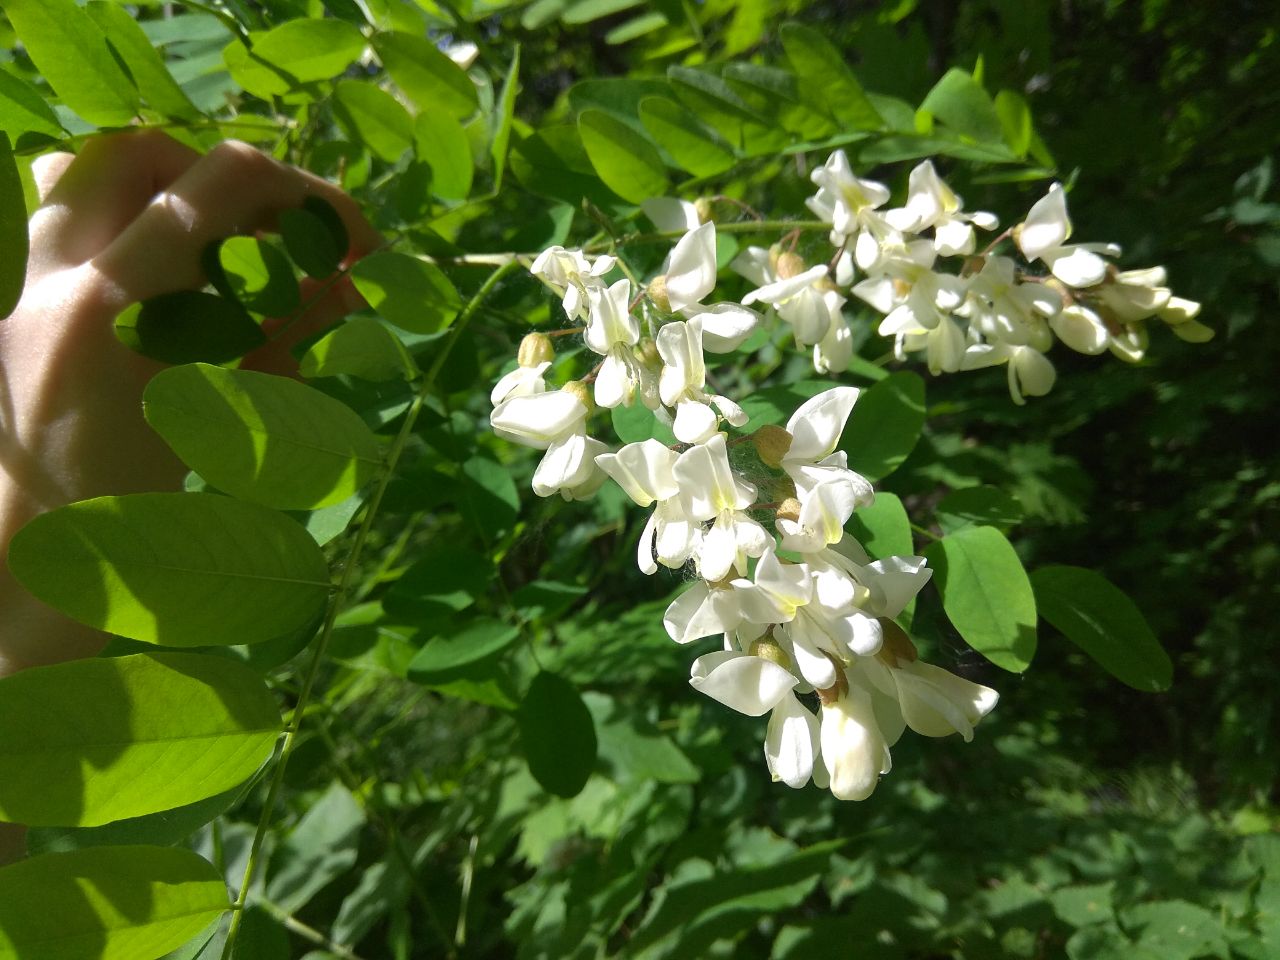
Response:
[242, 274, 368, 377]
[91, 140, 381, 308]
[30, 152, 74, 204]
[29, 131, 201, 270]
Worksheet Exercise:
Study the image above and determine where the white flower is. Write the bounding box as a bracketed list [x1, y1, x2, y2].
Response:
[642, 197, 701, 233]
[530, 246, 615, 321]
[962, 342, 1057, 404]
[490, 360, 550, 406]
[689, 649, 798, 716]
[673, 434, 769, 582]
[765, 690, 821, 788]
[884, 160, 998, 256]
[954, 254, 1059, 350]
[663, 579, 743, 644]
[819, 682, 893, 801]
[1016, 184, 1119, 288]
[656, 319, 748, 444]
[490, 390, 587, 450]
[684, 302, 762, 353]
[665, 221, 718, 313]
[1050, 304, 1111, 355]
[806, 149, 896, 268]
[532, 433, 608, 500]
[1095, 266, 1172, 323]
[595, 439, 696, 575]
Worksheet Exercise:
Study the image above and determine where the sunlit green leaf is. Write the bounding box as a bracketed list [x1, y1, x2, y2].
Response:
[333, 79, 415, 163]
[350, 250, 460, 334]
[223, 19, 366, 98]
[1031, 566, 1171, 692]
[85, 2, 202, 121]
[216, 236, 299, 317]
[7, 493, 330, 646]
[415, 107, 474, 200]
[144, 363, 384, 510]
[638, 96, 735, 177]
[0, 845, 227, 960]
[847, 492, 913, 561]
[579, 108, 668, 204]
[375, 31, 478, 119]
[995, 89, 1033, 158]
[3, 0, 139, 126]
[0, 69, 65, 141]
[0, 652, 279, 827]
[779, 22, 882, 131]
[923, 525, 1037, 673]
[920, 67, 1004, 144]
[840, 371, 926, 482]
[490, 46, 521, 192]
[300, 316, 418, 382]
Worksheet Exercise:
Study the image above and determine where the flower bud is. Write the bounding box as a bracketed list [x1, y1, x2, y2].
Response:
[876, 618, 919, 668]
[560, 380, 595, 416]
[752, 424, 794, 468]
[775, 251, 807, 280]
[749, 637, 792, 670]
[637, 336, 661, 368]
[694, 197, 714, 224]
[518, 332, 555, 367]
[775, 497, 803, 523]
[647, 275, 671, 313]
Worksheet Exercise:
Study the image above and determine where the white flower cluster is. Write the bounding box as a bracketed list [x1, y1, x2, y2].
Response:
[490, 214, 998, 800]
[734, 151, 1209, 404]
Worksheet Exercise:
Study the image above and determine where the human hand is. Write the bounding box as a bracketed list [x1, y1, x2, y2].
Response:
[0, 131, 379, 676]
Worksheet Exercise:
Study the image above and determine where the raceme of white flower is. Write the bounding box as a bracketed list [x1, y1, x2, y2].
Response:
[494, 151, 1203, 797]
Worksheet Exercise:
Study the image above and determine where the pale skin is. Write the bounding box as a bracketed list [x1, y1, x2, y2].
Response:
[0, 131, 380, 862]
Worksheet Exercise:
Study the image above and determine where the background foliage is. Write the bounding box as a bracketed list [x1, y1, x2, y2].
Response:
[0, 1, 1276, 958]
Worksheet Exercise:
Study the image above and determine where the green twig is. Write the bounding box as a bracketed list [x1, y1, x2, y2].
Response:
[220, 259, 521, 960]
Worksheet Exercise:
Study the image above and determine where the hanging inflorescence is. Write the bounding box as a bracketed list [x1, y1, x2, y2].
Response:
[488, 152, 1206, 800]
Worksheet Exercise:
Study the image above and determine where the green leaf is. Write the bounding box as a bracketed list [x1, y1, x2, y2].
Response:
[779, 23, 882, 131]
[0, 652, 279, 827]
[519, 671, 597, 798]
[415, 107, 473, 200]
[586, 693, 699, 784]
[919, 67, 1004, 144]
[563, 0, 644, 23]
[144, 363, 382, 510]
[333, 79, 415, 163]
[1121, 901, 1230, 960]
[2, 0, 139, 126]
[7, 493, 330, 647]
[458, 455, 520, 538]
[638, 96, 735, 177]
[510, 125, 620, 210]
[280, 207, 342, 279]
[840, 371, 926, 482]
[1031, 566, 1172, 692]
[935, 485, 1023, 534]
[383, 543, 490, 623]
[0, 69, 65, 141]
[216, 237, 299, 317]
[0, 846, 227, 960]
[267, 783, 364, 914]
[374, 31, 478, 119]
[994, 89, 1032, 158]
[490, 45, 520, 193]
[407, 618, 520, 683]
[667, 66, 788, 155]
[737, 379, 840, 432]
[300, 316, 417, 382]
[1051, 882, 1115, 928]
[923, 525, 1037, 673]
[611, 401, 678, 445]
[26, 787, 244, 856]
[113, 291, 266, 366]
[579, 109, 668, 204]
[223, 19, 366, 97]
[847, 492, 913, 561]
[0, 134, 27, 319]
[85, 2, 202, 121]
[350, 250, 460, 334]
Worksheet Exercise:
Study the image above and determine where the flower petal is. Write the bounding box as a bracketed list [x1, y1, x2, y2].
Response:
[690, 651, 798, 716]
